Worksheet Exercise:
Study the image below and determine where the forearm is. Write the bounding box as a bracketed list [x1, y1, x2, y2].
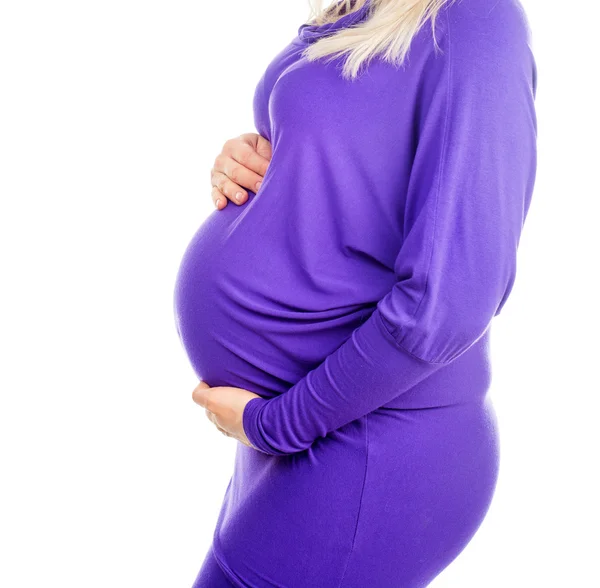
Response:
[242, 308, 442, 455]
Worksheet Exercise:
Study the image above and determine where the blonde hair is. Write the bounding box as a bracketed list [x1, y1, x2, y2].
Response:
[302, 0, 457, 80]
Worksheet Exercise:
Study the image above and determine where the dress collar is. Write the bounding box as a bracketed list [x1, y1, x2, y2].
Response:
[297, 0, 373, 44]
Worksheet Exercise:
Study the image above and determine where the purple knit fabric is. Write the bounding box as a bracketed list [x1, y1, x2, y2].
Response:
[175, 0, 537, 585]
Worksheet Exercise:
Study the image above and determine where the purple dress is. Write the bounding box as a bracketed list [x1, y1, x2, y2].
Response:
[173, 0, 537, 586]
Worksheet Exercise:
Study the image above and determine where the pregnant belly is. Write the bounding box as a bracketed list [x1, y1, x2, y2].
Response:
[172, 194, 370, 396]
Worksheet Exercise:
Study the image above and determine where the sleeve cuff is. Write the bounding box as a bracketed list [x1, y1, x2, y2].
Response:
[242, 395, 277, 455]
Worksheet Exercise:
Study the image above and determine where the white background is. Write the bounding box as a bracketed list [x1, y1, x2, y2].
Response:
[1, 1, 598, 586]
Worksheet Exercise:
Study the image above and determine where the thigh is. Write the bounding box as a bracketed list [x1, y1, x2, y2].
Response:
[191, 544, 235, 588]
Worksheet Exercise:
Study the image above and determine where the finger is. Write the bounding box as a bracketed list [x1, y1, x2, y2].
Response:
[211, 185, 228, 210]
[254, 134, 273, 163]
[211, 170, 248, 206]
[205, 410, 232, 438]
[214, 152, 265, 196]
[230, 139, 271, 181]
[205, 410, 225, 431]
[237, 132, 273, 166]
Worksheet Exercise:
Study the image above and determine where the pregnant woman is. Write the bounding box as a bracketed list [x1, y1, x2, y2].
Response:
[173, 0, 537, 586]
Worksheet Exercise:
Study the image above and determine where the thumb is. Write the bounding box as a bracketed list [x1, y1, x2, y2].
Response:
[192, 380, 213, 408]
[256, 134, 272, 162]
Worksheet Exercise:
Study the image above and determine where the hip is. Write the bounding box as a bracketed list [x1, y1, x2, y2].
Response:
[212, 394, 500, 587]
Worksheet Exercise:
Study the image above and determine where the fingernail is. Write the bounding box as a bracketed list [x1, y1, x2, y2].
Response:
[235, 192, 243, 202]
[255, 181, 262, 191]
[215, 198, 221, 208]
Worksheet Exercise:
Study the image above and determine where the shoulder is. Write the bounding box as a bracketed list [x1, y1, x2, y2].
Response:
[436, 0, 534, 58]
[421, 0, 536, 93]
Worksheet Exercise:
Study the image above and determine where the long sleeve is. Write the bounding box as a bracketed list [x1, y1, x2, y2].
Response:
[243, 8, 538, 456]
